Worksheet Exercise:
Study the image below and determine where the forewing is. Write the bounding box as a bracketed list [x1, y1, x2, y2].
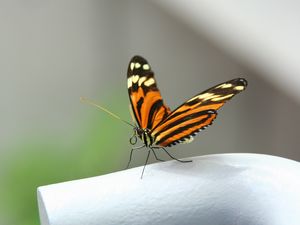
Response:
[151, 78, 247, 147]
[127, 55, 170, 129]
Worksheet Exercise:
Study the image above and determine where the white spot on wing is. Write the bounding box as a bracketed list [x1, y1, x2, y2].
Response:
[234, 86, 245, 91]
[143, 64, 150, 70]
[138, 77, 147, 86]
[132, 75, 139, 83]
[211, 94, 234, 101]
[127, 76, 133, 88]
[144, 78, 155, 86]
[217, 83, 233, 89]
[187, 93, 216, 103]
[130, 62, 135, 71]
[135, 63, 141, 69]
[187, 96, 198, 102]
[198, 93, 215, 101]
[181, 136, 194, 144]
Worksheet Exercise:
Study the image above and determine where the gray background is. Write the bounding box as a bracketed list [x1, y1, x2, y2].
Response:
[1, 0, 299, 161]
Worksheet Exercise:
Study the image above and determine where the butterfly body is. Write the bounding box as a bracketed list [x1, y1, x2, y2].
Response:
[127, 55, 247, 149]
[133, 127, 153, 147]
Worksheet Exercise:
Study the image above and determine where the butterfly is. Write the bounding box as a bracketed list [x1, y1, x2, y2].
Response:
[126, 55, 247, 176]
[81, 55, 247, 178]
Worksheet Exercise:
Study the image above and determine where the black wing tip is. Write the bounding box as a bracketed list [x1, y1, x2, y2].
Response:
[130, 55, 148, 64]
[128, 55, 153, 77]
[234, 77, 248, 87]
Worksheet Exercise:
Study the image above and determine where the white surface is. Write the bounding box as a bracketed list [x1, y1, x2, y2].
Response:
[38, 153, 300, 225]
[154, 0, 300, 102]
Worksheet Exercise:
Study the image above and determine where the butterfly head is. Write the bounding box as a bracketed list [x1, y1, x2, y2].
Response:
[130, 126, 153, 147]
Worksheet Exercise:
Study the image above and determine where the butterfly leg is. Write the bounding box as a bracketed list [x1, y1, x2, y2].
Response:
[150, 147, 165, 162]
[161, 147, 192, 163]
[141, 150, 151, 179]
[126, 145, 145, 169]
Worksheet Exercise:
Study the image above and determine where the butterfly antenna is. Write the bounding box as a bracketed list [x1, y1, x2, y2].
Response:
[80, 97, 135, 127]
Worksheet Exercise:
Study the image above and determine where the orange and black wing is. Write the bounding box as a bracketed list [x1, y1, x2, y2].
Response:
[151, 78, 247, 147]
[127, 55, 170, 130]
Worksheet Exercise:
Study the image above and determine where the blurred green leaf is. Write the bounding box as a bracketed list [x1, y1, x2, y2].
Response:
[0, 93, 131, 225]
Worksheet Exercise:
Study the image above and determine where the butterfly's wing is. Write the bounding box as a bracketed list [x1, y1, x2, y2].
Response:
[127, 55, 171, 129]
[151, 78, 247, 147]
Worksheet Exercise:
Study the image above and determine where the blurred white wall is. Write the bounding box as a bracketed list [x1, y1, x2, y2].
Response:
[1, 0, 299, 162]
[154, 0, 300, 103]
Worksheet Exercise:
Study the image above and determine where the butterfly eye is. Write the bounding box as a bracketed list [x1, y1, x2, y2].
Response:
[130, 135, 137, 145]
